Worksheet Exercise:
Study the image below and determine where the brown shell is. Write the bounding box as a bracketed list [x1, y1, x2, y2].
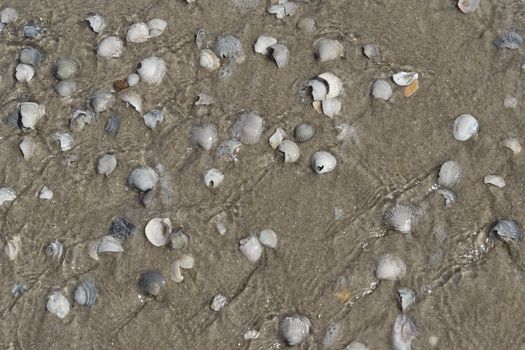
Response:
[403, 79, 419, 97]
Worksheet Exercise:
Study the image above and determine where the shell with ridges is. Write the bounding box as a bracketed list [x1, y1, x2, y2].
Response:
[294, 123, 316, 143]
[311, 151, 337, 174]
[191, 123, 218, 150]
[212, 34, 245, 63]
[105, 115, 119, 137]
[145, 218, 172, 246]
[97, 36, 123, 58]
[126, 22, 149, 43]
[254, 35, 277, 55]
[20, 102, 45, 129]
[74, 280, 97, 307]
[128, 166, 158, 192]
[19, 46, 42, 66]
[279, 315, 311, 346]
[383, 204, 419, 234]
[109, 218, 136, 240]
[137, 56, 166, 84]
[54, 57, 81, 80]
[297, 17, 316, 33]
[321, 98, 342, 118]
[315, 38, 344, 62]
[119, 90, 142, 113]
[438, 160, 461, 188]
[492, 220, 523, 241]
[55, 80, 77, 97]
[318, 72, 342, 99]
[90, 91, 115, 113]
[45, 239, 63, 259]
[376, 254, 407, 280]
[97, 154, 117, 176]
[53, 132, 73, 151]
[138, 270, 166, 296]
[494, 32, 523, 49]
[97, 235, 124, 253]
[308, 79, 328, 101]
[230, 111, 264, 145]
[170, 229, 189, 250]
[46, 292, 70, 319]
[269, 43, 290, 68]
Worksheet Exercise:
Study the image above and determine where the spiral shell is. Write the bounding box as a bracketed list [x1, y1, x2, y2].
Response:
[191, 123, 218, 151]
[138, 270, 166, 296]
[74, 280, 97, 307]
[458, 0, 479, 13]
[230, 111, 264, 145]
[254, 35, 277, 55]
[97, 36, 123, 58]
[46, 292, 70, 319]
[145, 218, 172, 247]
[147, 18, 167, 38]
[85, 14, 106, 33]
[19, 46, 42, 66]
[279, 315, 311, 346]
[311, 151, 337, 174]
[492, 220, 523, 241]
[278, 140, 300, 163]
[376, 254, 406, 280]
[383, 204, 419, 234]
[494, 32, 523, 49]
[97, 154, 117, 176]
[15, 63, 35, 82]
[294, 123, 316, 143]
[318, 72, 343, 99]
[204, 168, 224, 188]
[126, 22, 149, 43]
[269, 43, 290, 68]
[372, 79, 392, 100]
[137, 56, 166, 84]
[128, 166, 158, 192]
[119, 90, 142, 113]
[20, 102, 45, 129]
[45, 239, 64, 259]
[54, 57, 81, 80]
[315, 38, 344, 62]
[239, 235, 263, 262]
[453, 114, 479, 141]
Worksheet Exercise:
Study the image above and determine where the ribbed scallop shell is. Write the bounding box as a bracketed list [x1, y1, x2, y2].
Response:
[494, 32, 523, 49]
[145, 217, 172, 247]
[54, 57, 81, 80]
[199, 49, 220, 70]
[458, 0, 479, 13]
[230, 111, 264, 145]
[383, 204, 419, 234]
[97, 154, 117, 176]
[119, 90, 142, 113]
[90, 91, 115, 113]
[128, 166, 158, 192]
[147, 18, 167, 38]
[97, 36, 123, 58]
[492, 220, 523, 241]
[137, 56, 166, 84]
[126, 22, 149, 43]
[438, 160, 461, 188]
[138, 270, 166, 296]
[269, 43, 290, 68]
[45, 239, 64, 259]
[295, 123, 316, 143]
[315, 38, 344, 62]
[318, 72, 342, 99]
[278, 140, 300, 163]
[74, 281, 97, 307]
[191, 123, 218, 150]
[19, 46, 43, 66]
[20, 102, 45, 129]
[254, 35, 277, 55]
[311, 151, 337, 174]
[279, 315, 311, 346]
[376, 254, 407, 280]
[212, 34, 245, 62]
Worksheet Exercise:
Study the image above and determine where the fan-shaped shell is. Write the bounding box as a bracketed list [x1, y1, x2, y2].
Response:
[315, 38, 344, 62]
[54, 57, 81, 80]
[46, 292, 70, 319]
[438, 160, 461, 188]
[85, 14, 106, 33]
[297, 17, 316, 33]
[191, 123, 217, 150]
[239, 235, 263, 262]
[109, 218, 136, 240]
[494, 32, 523, 49]
[372, 79, 392, 100]
[458, 0, 479, 13]
[119, 90, 142, 113]
[97, 235, 124, 253]
[126, 22, 149, 43]
[363, 44, 380, 59]
[212, 34, 245, 63]
[145, 218, 172, 246]
[74, 281, 97, 307]
[258, 229, 278, 248]
[383, 204, 419, 234]
[128, 166, 158, 192]
[294, 123, 316, 143]
[20, 102, 45, 129]
[376, 254, 406, 280]
[453, 114, 478, 141]
[45, 239, 63, 259]
[199, 49, 220, 70]
[311, 151, 337, 174]
[318, 72, 342, 99]
[277, 140, 300, 163]
[269, 43, 290, 68]
[147, 18, 167, 38]
[492, 220, 523, 241]
[254, 35, 277, 55]
[97, 154, 117, 176]
[137, 56, 166, 84]
[143, 109, 163, 129]
[15, 63, 35, 82]
[19, 46, 42, 66]
[138, 270, 166, 296]
[55, 80, 76, 97]
[279, 315, 311, 346]
[204, 168, 224, 188]
[230, 111, 264, 145]
[20, 136, 35, 159]
[97, 36, 123, 58]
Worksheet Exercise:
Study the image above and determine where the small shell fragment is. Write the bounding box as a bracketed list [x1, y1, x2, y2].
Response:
[212, 34, 245, 63]
[311, 151, 337, 174]
[39, 186, 53, 200]
[53, 132, 73, 151]
[504, 96, 518, 109]
[318, 72, 343, 99]
[239, 235, 263, 262]
[127, 73, 140, 86]
[147, 18, 167, 38]
[191, 123, 218, 150]
[403, 79, 419, 97]
[376, 254, 406, 281]
[0, 187, 17, 205]
[20, 102, 45, 129]
[4, 236, 21, 260]
[171, 254, 195, 283]
[85, 14, 106, 33]
[396, 288, 416, 311]
[204, 168, 224, 188]
[297, 17, 316, 33]
[97, 154, 117, 176]
[119, 90, 142, 113]
[105, 115, 119, 137]
[143, 110, 164, 129]
[321, 98, 342, 118]
[484, 175, 505, 188]
[46, 292, 70, 319]
[269, 127, 286, 149]
[45, 240, 63, 259]
[74, 281, 97, 307]
[20, 136, 35, 159]
[502, 137, 521, 154]
[15, 63, 35, 82]
[392, 71, 418, 86]
[109, 218, 136, 240]
[97, 235, 124, 253]
[210, 293, 228, 311]
[199, 49, 220, 71]
[170, 229, 189, 250]
[90, 91, 115, 113]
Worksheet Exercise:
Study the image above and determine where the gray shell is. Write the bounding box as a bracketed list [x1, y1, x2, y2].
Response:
[109, 218, 136, 240]
[170, 229, 190, 250]
[74, 280, 97, 307]
[230, 111, 264, 145]
[45, 239, 64, 259]
[396, 288, 415, 311]
[277, 140, 300, 163]
[90, 91, 115, 113]
[383, 204, 419, 234]
[23, 22, 44, 39]
[212, 35, 244, 61]
[128, 166, 158, 192]
[54, 57, 81, 80]
[278, 314, 311, 346]
[438, 160, 461, 188]
[392, 314, 417, 350]
[492, 220, 523, 241]
[191, 123, 218, 150]
[55, 80, 77, 97]
[138, 270, 166, 297]
[105, 114, 119, 137]
[494, 32, 523, 49]
[19, 46, 42, 66]
[363, 44, 380, 59]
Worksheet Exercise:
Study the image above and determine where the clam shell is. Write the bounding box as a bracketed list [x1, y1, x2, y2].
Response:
[392, 71, 418, 86]
[20, 136, 35, 159]
[269, 43, 290, 68]
[171, 254, 195, 282]
[55, 80, 77, 97]
[492, 220, 523, 241]
[438, 160, 461, 188]
[119, 90, 142, 113]
[191, 123, 218, 150]
[39, 186, 53, 200]
[279, 315, 311, 346]
[294, 123, 316, 143]
[376, 254, 406, 280]
[109, 218, 136, 240]
[311, 151, 337, 174]
[453, 114, 479, 141]
[97, 235, 124, 253]
[318, 72, 342, 99]
[138, 270, 166, 296]
[52, 132, 73, 151]
[147, 18, 167, 38]
[269, 127, 286, 149]
[199, 49, 220, 70]
[170, 229, 189, 250]
[20, 102, 45, 129]
[105, 114, 120, 137]
[345, 341, 369, 350]
[143, 109, 163, 129]
[4, 235, 21, 260]
[372, 79, 392, 100]
[212, 34, 245, 63]
[90, 91, 115, 113]
[126, 22, 149, 43]
[97, 36, 123, 58]
[396, 288, 415, 311]
[392, 314, 417, 350]
[145, 218, 172, 246]
[484, 175, 505, 188]
[494, 32, 523, 49]
[137, 56, 166, 84]
[458, 0, 479, 13]
[315, 38, 344, 62]
[258, 229, 278, 249]
[254, 35, 277, 55]
[54, 57, 81, 80]
[308, 79, 328, 101]
[363, 44, 380, 59]
[278, 140, 300, 162]
[0, 7, 18, 24]
[383, 204, 419, 234]
[15, 63, 35, 82]
[204, 168, 224, 188]
[210, 293, 227, 311]
[46, 292, 70, 319]
[97, 154, 117, 176]
[128, 166, 158, 192]
[321, 98, 342, 118]
[230, 111, 264, 145]
[85, 14, 106, 33]
[239, 235, 263, 262]
[19, 46, 42, 66]
[297, 17, 316, 33]
[0, 187, 17, 205]
[502, 137, 521, 155]
[74, 281, 97, 307]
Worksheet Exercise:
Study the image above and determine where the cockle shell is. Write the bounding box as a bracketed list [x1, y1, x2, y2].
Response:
[90, 91, 115, 113]
[138, 270, 166, 296]
[109, 218, 136, 240]
[19, 46, 42, 66]
[321, 98, 342, 118]
[458, 0, 480, 13]
[297, 17, 316, 33]
[397, 288, 416, 311]
[383, 204, 419, 234]
[0, 7, 18, 23]
[484, 175, 505, 188]
[54, 57, 81, 80]
[20, 102, 45, 129]
[494, 32, 523, 49]
[372, 79, 392, 100]
[0, 187, 16, 205]
[269, 43, 290, 68]
[143, 109, 163, 129]
[97, 36, 123, 58]
[119, 90, 142, 113]
[269, 127, 286, 149]
[4, 235, 21, 260]
[239, 235, 263, 262]
[128, 166, 158, 192]
[97, 235, 124, 253]
[492, 220, 523, 241]
[254, 35, 277, 55]
[438, 160, 461, 188]
[126, 22, 149, 43]
[204, 168, 224, 188]
[147, 18, 167, 38]
[15, 63, 35, 82]
[55, 80, 77, 97]
[453, 114, 479, 141]
[85, 14, 106, 33]
[74, 280, 97, 307]
[294, 123, 316, 143]
[311, 151, 337, 174]
[199, 49, 220, 70]
[315, 38, 344, 62]
[53, 132, 73, 151]
[39, 186, 53, 200]
[210, 293, 228, 311]
[145, 218, 172, 247]
[278, 140, 300, 162]
[376, 254, 406, 280]
[191, 123, 218, 150]
[392, 314, 417, 350]
[363, 44, 380, 59]
[258, 229, 278, 248]
[230, 111, 264, 144]
[392, 71, 418, 86]
[97, 154, 117, 176]
[20, 136, 35, 159]
[171, 254, 195, 282]
[279, 314, 311, 346]
[213, 34, 245, 63]
[502, 137, 521, 154]
[137, 56, 166, 84]
[318, 72, 343, 99]
[46, 292, 70, 319]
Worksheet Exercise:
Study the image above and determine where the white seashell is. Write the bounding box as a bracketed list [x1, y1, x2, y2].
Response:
[126, 22, 149, 43]
[170, 229, 189, 250]
[0, 187, 17, 205]
[294, 123, 316, 143]
[297, 17, 316, 33]
[392, 71, 418, 86]
[97, 235, 124, 253]
[315, 38, 344, 62]
[438, 160, 461, 188]
[20, 136, 35, 159]
[383, 204, 419, 234]
[147, 18, 167, 38]
[502, 137, 521, 154]
[4, 236, 21, 260]
[254, 35, 277, 55]
[372, 79, 392, 100]
[46, 292, 70, 319]
[458, 0, 480, 13]
[39, 186, 53, 200]
[392, 314, 417, 350]
[85, 14, 106, 33]
[311, 151, 337, 174]
[54, 58, 81, 80]
[376, 254, 406, 281]
[20, 102, 45, 129]
[396, 288, 416, 311]
[0, 7, 18, 23]
[503, 96, 517, 109]
[321, 98, 342, 118]
[90, 91, 115, 113]
[87, 240, 101, 261]
[453, 114, 479, 141]
[55, 80, 77, 97]
[15, 63, 35, 82]
[269, 127, 286, 149]
[74, 281, 97, 307]
[268, 2, 297, 19]
[97, 36, 124, 58]
[191, 123, 218, 150]
[230, 111, 264, 145]
[438, 188, 456, 207]
[210, 293, 228, 311]
[171, 254, 195, 283]
[258, 229, 278, 248]
[128, 166, 158, 192]
[239, 235, 263, 262]
[213, 34, 245, 63]
[308, 79, 328, 101]
[269, 43, 290, 68]
[484, 175, 505, 188]
[345, 341, 369, 350]
[199, 49, 220, 71]
[204, 168, 224, 188]
[53, 132, 73, 151]
[119, 90, 142, 113]
[45, 239, 63, 259]
[244, 329, 260, 340]
[127, 73, 140, 86]
[137, 56, 166, 84]
[279, 315, 311, 346]
[145, 218, 172, 247]
[278, 140, 300, 162]
[318, 72, 343, 99]
[363, 44, 380, 59]
[143, 110, 164, 129]
[494, 32, 523, 50]
[97, 154, 117, 176]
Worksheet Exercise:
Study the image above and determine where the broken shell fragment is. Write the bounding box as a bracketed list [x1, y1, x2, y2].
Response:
[321, 98, 342, 118]
[90, 91, 115, 113]
[494, 32, 523, 50]
[311, 151, 337, 174]
[0, 187, 17, 205]
[502, 137, 521, 154]
[376, 254, 406, 281]
[138, 270, 166, 296]
[492, 220, 522, 241]
[269, 127, 286, 149]
[295, 123, 316, 143]
[126, 22, 149, 43]
[170, 229, 189, 250]
[392, 71, 418, 86]
[137, 56, 166, 84]
[230, 111, 264, 145]
[254, 35, 277, 55]
[383, 204, 419, 234]
[268, 2, 297, 19]
[210, 293, 228, 311]
[128, 166, 158, 192]
[308, 79, 328, 101]
[97, 36, 123, 58]
[145, 218, 172, 247]
[363, 44, 379, 59]
[199, 49, 220, 70]
[372, 79, 392, 100]
[278, 140, 300, 162]
[239, 235, 263, 262]
[279, 314, 311, 346]
[458, 0, 480, 13]
[318, 72, 343, 99]
[396, 288, 415, 311]
[20, 102, 45, 129]
[119, 90, 142, 113]
[53, 132, 73, 151]
[46, 292, 70, 319]
[15, 63, 35, 82]
[143, 109, 164, 129]
[204, 168, 224, 188]
[392, 314, 417, 350]
[4, 235, 21, 260]
[191, 123, 218, 150]
[20, 136, 35, 159]
[484, 175, 505, 188]
[403, 79, 419, 97]
[269, 43, 290, 68]
[171, 254, 195, 282]
[74, 281, 97, 307]
[315, 38, 344, 62]
[97, 235, 124, 253]
[70, 109, 94, 132]
[105, 115, 119, 137]
[97, 154, 117, 176]
[437, 188, 456, 207]
[258, 229, 278, 249]
[39, 186, 53, 200]
[212, 34, 245, 63]
[45, 239, 63, 259]
[503, 96, 517, 109]
[109, 218, 136, 240]
[85, 14, 106, 33]
[453, 114, 479, 141]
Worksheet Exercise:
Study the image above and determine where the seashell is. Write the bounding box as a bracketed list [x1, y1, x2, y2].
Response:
[363, 44, 380, 59]
[127, 73, 140, 86]
[438, 160, 461, 188]
[297, 17, 316, 33]
[0, 7, 18, 23]
[213, 34, 245, 63]
[403, 79, 419, 97]
[315, 38, 344, 62]
[5, 110, 22, 129]
[254, 35, 277, 55]
[69, 109, 94, 132]
[204, 168, 224, 188]
[74, 281, 97, 307]
[311, 151, 337, 174]
[55, 80, 76, 97]
[322, 321, 341, 348]
[97, 36, 124, 58]
[46, 292, 70, 319]
[269, 43, 290, 68]
[97, 154, 117, 176]
[54, 57, 81, 80]
[308, 79, 328, 100]
[278, 140, 300, 163]
[210, 293, 228, 311]
[492, 220, 523, 241]
[372, 79, 392, 100]
[23, 22, 44, 39]
[87, 240, 100, 261]
[278, 314, 311, 346]
[453, 114, 479, 141]
[171, 254, 195, 282]
[195, 93, 214, 106]
[147, 18, 167, 38]
[484, 175, 505, 188]
[345, 341, 369, 350]
[437, 188, 456, 207]
[15, 63, 35, 82]
[194, 28, 207, 49]
[258, 229, 278, 249]
[143, 109, 163, 129]
[97, 235, 124, 253]
[294, 123, 316, 143]
[199, 49, 221, 72]
[53, 132, 73, 151]
[239, 235, 263, 262]
[138, 270, 166, 296]
[20, 136, 35, 159]
[215, 222, 227, 235]
[119, 90, 142, 113]
[503, 96, 517, 109]
[396, 288, 415, 311]
[244, 329, 260, 340]
[170, 229, 189, 250]
[458, 0, 479, 13]
[145, 218, 172, 246]
[269, 127, 286, 149]
[126, 22, 149, 43]
[0, 187, 17, 205]
[12, 283, 27, 298]
[20, 102, 45, 129]
[502, 137, 521, 154]
[19, 46, 42, 66]
[113, 79, 129, 92]
[4, 236, 21, 260]
[109, 218, 136, 240]
[494, 32, 523, 50]
[137, 56, 166, 84]
[191, 123, 218, 150]
[376, 254, 406, 281]
[85, 14, 106, 33]
[318, 72, 343, 99]
[392, 71, 418, 86]
[321, 98, 342, 118]
[230, 111, 264, 145]
[392, 314, 417, 350]
[39, 186, 53, 200]
[216, 139, 242, 161]
[105, 114, 119, 137]
[268, 2, 297, 19]
[90, 91, 115, 113]
[383, 204, 419, 234]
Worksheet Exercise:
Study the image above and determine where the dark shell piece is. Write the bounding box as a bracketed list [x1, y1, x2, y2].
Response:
[138, 271, 166, 297]
[4, 110, 22, 129]
[492, 220, 523, 241]
[105, 114, 119, 137]
[74, 280, 97, 307]
[494, 32, 523, 49]
[109, 218, 136, 240]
